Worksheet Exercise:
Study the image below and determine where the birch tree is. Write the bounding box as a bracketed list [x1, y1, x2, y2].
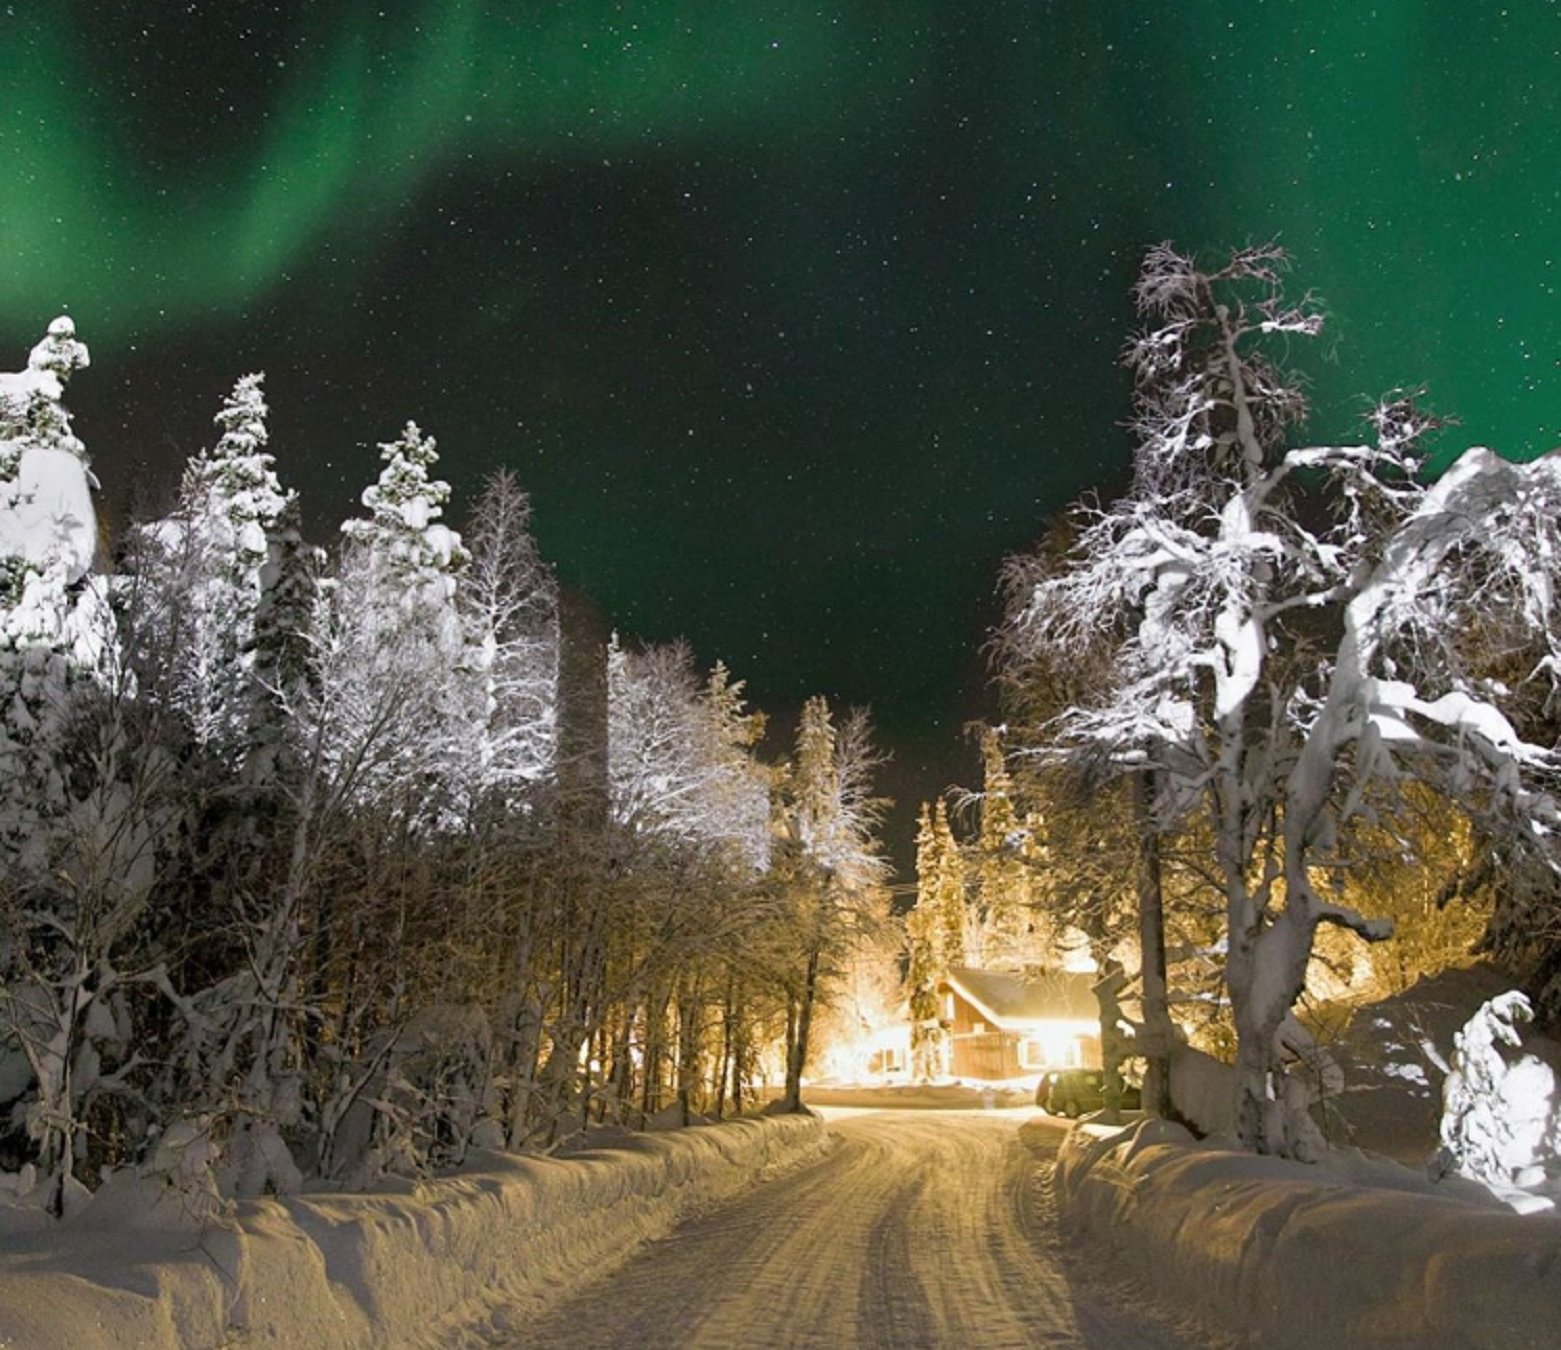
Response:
[1004, 243, 1561, 1157]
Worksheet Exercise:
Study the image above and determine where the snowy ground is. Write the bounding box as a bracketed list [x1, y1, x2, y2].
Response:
[0, 1114, 828, 1348]
[1044, 968, 1561, 1348]
[1056, 1114, 1561, 1349]
[494, 1108, 1222, 1350]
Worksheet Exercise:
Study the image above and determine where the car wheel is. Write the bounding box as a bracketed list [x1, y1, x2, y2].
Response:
[1063, 1096, 1081, 1119]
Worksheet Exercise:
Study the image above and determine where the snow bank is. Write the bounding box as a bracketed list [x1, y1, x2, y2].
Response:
[0, 1113, 825, 1348]
[1055, 1117, 1561, 1349]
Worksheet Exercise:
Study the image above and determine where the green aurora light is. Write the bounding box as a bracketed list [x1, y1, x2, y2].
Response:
[1, 3, 924, 338]
[3, 3, 1559, 863]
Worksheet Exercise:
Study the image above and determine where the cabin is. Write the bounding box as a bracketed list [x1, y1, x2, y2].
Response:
[936, 967, 1101, 1081]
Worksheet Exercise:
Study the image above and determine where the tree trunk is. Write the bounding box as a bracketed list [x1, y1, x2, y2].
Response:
[714, 980, 734, 1121]
[1234, 911, 1316, 1155]
[1135, 770, 1175, 1119]
[781, 946, 820, 1112]
[675, 976, 702, 1126]
[730, 995, 748, 1116]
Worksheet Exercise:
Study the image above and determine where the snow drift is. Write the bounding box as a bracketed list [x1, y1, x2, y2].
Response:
[0, 1113, 825, 1349]
[1055, 1117, 1561, 1349]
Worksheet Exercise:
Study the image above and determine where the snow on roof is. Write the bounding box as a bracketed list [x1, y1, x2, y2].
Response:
[944, 967, 1098, 1027]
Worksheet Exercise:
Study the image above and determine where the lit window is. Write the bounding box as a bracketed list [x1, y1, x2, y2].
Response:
[1019, 1038, 1045, 1069]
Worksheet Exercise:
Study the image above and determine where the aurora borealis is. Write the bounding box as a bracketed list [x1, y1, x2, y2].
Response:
[5, 3, 1559, 865]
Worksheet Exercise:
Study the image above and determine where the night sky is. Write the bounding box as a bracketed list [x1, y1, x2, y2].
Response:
[4, 3, 1558, 874]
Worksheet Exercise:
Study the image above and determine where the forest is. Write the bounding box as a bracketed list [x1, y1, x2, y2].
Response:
[0, 321, 889, 1216]
[4, 243, 1561, 1219]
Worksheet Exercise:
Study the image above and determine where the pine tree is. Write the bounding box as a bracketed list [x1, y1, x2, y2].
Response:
[930, 799, 966, 966]
[0, 319, 173, 1214]
[774, 696, 889, 1110]
[906, 803, 947, 1079]
[324, 421, 471, 825]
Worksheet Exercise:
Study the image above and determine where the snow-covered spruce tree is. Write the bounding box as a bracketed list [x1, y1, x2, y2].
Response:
[966, 727, 1047, 969]
[130, 374, 291, 763]
[0, 312, 102, 875]
[905, 800, 963, 1079]
[330, 419, 470, 821]
[246, 492, 323, 786]
[341, 419, 468, 612]
[1003, 243, 1561, 1158]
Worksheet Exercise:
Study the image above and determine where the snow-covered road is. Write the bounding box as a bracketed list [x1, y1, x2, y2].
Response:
[498, 1109, 1216, 1349]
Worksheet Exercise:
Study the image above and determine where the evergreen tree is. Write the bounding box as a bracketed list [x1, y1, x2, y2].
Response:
[774, 696, 889, 1110]
[327, 420, 470, 824]
[969, 728, 1044, 970]
[341, 419, 468, 614]
[156, 373, 292, 758]
[0, 316, 108, 872]
[905, 804, 946, 1079]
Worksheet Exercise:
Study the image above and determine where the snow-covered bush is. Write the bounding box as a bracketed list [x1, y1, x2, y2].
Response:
[1436, 991, 1561, 1211]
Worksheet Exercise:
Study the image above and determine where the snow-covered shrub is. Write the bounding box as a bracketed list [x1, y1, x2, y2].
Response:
[1437, 991, 1561, 1210]
[319, 1005, 495, 1186]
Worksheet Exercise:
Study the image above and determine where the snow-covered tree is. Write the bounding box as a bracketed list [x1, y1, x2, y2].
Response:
[0, 319, 184, 1213]
[133, 374, 291, 760]
[1004, 243, 1561, 1157]
[966, 728, 1048, 969]
[456, 469, 558, 813]
[0, 315, 94, 568]
[341, 419, 468, 615]
[905, 800, 963, 1079]
[608, 640, 769, 865]
[247, 493, 323, 784]
[328, 421, 470, 822]
[772, 697, 890, 1111]
[0, 315, 111, 870]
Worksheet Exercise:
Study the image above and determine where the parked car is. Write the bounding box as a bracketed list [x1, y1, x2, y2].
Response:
[1034, 1068, 1141, 1118]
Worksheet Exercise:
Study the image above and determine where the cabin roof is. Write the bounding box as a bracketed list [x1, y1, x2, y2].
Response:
[944, 967, 1097, 1027]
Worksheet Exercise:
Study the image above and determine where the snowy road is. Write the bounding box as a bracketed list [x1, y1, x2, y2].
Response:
[498, 1109, 1216, 1349]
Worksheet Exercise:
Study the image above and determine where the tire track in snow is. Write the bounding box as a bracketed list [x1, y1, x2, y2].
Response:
[494, 1110, 1208, 1349]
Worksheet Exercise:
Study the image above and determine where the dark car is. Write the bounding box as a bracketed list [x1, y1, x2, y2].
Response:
[1034, 1068, 1141, 1118]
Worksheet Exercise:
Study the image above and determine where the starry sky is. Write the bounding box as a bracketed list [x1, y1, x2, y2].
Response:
[4, 3, 1559, 874]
